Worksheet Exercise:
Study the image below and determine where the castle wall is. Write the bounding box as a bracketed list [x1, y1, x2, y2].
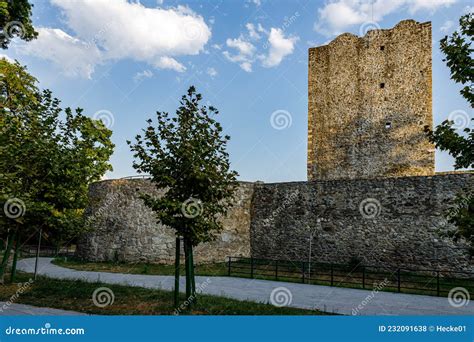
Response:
[77, 174, 473, 272]
[251, 173, 473, 272]
[308, 20, 434, 181]
[76, 179, 253, 264]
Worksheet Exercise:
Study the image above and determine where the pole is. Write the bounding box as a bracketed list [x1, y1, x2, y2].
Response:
[190, 243, 196, 300]
[362, 266, 365, 289]
[174, 237, 181, 308]
[250, 257, 254, 279]
[34, 228, 42, 281]
[10, 230, 20, 282]
[308, 236, 312, 282]
[397, 268, 401, 293]
[436, 271, 440, 296]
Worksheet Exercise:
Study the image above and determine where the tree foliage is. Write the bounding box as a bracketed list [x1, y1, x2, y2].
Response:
[0, 58, 114, 280]
[0, 0, 38, 49]
[440, 13, 473, 106]
[425, 12, 473, 255]
[128, 86, 238, 306]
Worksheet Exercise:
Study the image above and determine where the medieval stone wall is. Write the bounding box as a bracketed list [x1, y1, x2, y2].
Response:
[251, 173, 473, 272]
[308, 20, 434, 181]
[76, 179, 254, 264]
[77, 173, 473, 272]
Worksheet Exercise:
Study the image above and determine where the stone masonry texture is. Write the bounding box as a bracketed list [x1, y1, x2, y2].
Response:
[76, 179, 254, 264]
[77, 174, 473, 272]
[308, 20, 434, 181]
[250, 173, 473, 272]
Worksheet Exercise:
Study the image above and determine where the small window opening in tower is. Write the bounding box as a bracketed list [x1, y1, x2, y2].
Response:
[380, 45, 385, 51]
[385, 122, 392, 129]
[380, 83, 385, 89]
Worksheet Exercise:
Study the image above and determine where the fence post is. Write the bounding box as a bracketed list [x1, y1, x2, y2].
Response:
[302, 261, 305, 283]
[436, 271, 440, 296]
[397, 268, 401, 293]
[362, 266, 366, 289]
[227, 257, 231, 276]
[34, 228, 43, 281]
[250, 257, 254, 279]
[330, 264, 334, 286]
[275, 259, 278, 280]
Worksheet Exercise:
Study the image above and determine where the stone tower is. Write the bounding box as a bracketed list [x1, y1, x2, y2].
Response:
[307, 20, 434, 181]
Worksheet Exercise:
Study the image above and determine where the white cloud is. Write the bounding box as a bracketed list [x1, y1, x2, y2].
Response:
[223, 36, 257, 72]
[315, 0, 457, 36]
[206, 67, 218, 77]
[240, 62, 252, 72]
[246, 23, 261, 40]
[14, 0, 211, 78]
[260, 28, 298, 68]
[153, 56, 186, 72]
[226, 37, 256, 56]
[408, 0, 456, 13]
[17, 28, 101, 78]
[440, 20, 454, 33]
[249, 0, 261, 6]
[133, 69, 153, 82]
[223, 23, 298, 72]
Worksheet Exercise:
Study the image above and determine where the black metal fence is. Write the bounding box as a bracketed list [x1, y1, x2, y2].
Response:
[19, 245, 75, 258]
[227, 256, 474, 297]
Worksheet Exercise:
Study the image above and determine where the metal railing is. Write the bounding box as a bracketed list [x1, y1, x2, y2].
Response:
[20, 245, 75, 258]
[227, 256, 474, 297]
[120, 175, 151, 179]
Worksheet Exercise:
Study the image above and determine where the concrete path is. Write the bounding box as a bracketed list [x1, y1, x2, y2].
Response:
[0, 302, 86, 316]
[18, 258, 474, 316]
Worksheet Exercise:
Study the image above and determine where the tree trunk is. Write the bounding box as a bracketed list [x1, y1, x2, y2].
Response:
[190, 243, 196, 303]
[174, 237, 181, 308]
[184, 237, 192, 309]
[10, 229, 20, 283]
[0, 230, 15, 283]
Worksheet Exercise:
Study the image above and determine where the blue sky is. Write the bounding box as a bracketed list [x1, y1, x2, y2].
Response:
[2, 0, 473, 182]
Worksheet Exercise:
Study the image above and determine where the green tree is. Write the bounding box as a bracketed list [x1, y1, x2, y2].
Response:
[0, 0, 38, 49]
[440, 12, 473, 106]
[0, 59, 114, 282]
[128, 86, 238, 309]
[425, 12, 473, 255]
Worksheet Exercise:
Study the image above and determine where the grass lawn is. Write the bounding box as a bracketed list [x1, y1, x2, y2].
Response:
[53, 257, 228, 277]
[0, 272, 328, 315]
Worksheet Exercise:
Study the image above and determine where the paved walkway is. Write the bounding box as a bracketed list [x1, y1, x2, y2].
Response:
[18, 258, 474, 316]
[0, 302, 86, 316]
